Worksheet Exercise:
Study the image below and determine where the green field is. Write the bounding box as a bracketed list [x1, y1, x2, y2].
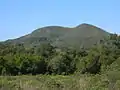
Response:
[0, 73, 120, 90]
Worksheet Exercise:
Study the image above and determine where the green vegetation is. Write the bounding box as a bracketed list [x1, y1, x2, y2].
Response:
[0, 73, 120, 90]
[0, 24, 120, 89]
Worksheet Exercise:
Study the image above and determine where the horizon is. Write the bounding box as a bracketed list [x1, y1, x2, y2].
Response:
[0, 0, 120, 41]
[0, 23, 114, 42]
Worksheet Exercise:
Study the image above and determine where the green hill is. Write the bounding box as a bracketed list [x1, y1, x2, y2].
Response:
[4, 23, 110, 48]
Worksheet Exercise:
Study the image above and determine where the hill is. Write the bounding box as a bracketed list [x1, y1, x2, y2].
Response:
[4, 23, 110, 48]
[0, 24, 120, 90]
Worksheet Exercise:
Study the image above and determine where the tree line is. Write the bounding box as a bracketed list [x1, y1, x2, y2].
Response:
[0, 34, 120, 75]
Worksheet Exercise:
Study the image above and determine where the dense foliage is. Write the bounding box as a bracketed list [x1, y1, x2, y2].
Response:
[0, 34, 120, 75]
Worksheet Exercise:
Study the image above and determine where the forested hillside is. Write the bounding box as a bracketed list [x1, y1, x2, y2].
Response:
[0, 34, 119, 75]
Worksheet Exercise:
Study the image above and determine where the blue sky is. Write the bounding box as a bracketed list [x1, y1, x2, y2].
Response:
[0, 0, 120, 41]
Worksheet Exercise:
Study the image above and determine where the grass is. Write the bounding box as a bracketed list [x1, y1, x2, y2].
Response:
[0, 73, 120, 90]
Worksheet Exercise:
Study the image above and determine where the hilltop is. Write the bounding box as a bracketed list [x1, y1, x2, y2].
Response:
[4, 23, 109, 48]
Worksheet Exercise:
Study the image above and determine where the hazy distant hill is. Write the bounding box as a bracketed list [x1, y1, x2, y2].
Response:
[4, 23, 110, 48]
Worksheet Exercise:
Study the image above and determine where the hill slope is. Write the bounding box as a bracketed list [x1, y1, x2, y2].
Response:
[4, 23, 110, 48]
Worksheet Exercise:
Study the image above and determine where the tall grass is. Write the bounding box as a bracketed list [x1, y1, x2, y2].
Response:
[0, 73, 120, 90]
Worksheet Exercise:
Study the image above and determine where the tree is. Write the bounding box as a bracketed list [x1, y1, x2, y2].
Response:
[48, 52, 76, 75]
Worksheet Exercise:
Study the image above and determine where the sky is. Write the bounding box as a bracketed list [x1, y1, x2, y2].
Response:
[0, 0, 120, 41]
